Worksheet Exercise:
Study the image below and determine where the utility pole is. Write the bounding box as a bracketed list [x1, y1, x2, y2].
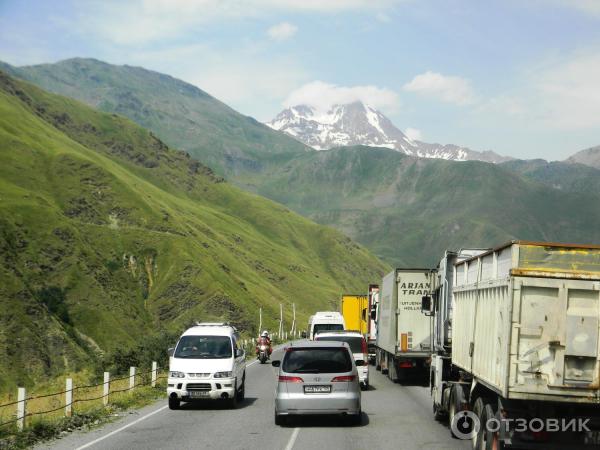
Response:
[278, 303, 283, 337]
[290, 303, 296, 335]
[258, 307, 262, 335]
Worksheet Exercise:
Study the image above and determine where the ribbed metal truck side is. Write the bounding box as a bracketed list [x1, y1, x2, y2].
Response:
[376, 268, 434, 382]
[426, 241, 600, 449]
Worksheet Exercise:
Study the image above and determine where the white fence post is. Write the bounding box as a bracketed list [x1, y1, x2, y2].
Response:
[65, 378, 73, 417]
[129, 367, 136, 391]
[16, 387, 25, 432]
[151, 362, 157, 388]
[103, 372, 110, 406]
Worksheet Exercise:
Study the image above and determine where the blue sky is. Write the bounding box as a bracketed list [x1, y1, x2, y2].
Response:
[1, 0, 599, 160]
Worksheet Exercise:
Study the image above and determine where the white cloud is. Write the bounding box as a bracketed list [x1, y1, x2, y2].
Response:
[284, 80, 399, 112]
[404, 127, 422, 141]
[554, 0, 600, 17]
[534, 51, 600, 129]
[403, 71, 475, 106]
[72, 0, 403, 45]
[267, 22, 298, 40]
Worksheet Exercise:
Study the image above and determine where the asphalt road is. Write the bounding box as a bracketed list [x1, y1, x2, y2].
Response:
[36, 345, 471, 450]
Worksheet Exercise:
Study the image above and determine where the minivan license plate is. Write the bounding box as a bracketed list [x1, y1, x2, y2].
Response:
[188, 390, 210, 398]
[304, 385, 331, 394]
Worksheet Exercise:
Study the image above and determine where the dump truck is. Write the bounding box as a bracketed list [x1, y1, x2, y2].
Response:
[375, 268, 435, 382]
[424, 241, 600, 449]
[341, 294, 369, 336]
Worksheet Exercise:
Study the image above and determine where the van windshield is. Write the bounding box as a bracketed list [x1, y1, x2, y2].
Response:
[315, 336, 363, 353]
[174, 335, 232, 359]
[282, 348, 352, 374]
[313, 323, 344, 335]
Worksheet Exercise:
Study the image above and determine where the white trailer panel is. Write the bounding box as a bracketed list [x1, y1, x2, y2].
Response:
[452, 241, 600, 403]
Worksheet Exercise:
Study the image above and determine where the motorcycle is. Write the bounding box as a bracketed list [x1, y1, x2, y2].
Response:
[258, 344, 269, 364]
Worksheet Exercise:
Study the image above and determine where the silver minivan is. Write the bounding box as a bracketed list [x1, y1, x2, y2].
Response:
[272, 341, 361, 425]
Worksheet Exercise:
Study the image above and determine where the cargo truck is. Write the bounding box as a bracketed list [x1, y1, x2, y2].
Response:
[367, 284, 380, 362]
[341, 294, 369, 336]
[423, 241, 600, 449]
[375, 268, 435, 382]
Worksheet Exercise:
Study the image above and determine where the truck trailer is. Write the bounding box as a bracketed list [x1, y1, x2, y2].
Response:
[376, 268, 435, 382]
[425, 241, 600, 449]
[341, 294, 369, 336]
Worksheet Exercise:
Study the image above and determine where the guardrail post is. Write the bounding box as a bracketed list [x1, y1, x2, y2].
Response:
[151, 362, 157, 388]
[16, 387, 25, 431]
[129, 367, 136, 391]
[103, 372, 110, 406]
[65, 378, 73, 417]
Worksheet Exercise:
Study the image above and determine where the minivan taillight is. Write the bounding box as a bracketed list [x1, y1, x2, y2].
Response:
[278, 375, 304, 383]
[331, 375, 356, 382]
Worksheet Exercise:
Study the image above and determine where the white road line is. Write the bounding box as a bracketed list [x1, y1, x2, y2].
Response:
[284, 427, 300, 450]
[74, 405, 168, 450]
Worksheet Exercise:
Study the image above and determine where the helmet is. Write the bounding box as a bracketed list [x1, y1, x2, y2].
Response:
[261, 331, 269, 337]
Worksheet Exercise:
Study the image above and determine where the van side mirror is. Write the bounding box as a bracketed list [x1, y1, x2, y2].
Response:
[301, 331, 307, 339]
[272, 360, 281, 367]
[421, 296, 433, 316]
[355, 360, 365, 367]
[370, 308, 376, 320]
[168, 347, 175, 357]
[236, 348, 244, 358]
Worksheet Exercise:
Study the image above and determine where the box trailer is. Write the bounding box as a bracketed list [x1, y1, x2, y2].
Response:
[341, 294, 369, 336]
[426, 241, 600, 449]
[375, 268, 435, 382]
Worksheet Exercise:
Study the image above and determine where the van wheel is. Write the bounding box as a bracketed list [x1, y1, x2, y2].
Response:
[168, 396, 180, 410]
[237, 373, 246, 402]
[229, 379, 238, 409]
[347, 410, 362, 426]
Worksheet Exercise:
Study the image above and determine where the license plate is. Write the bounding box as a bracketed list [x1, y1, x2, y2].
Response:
[304, 385, 331, 394]
[188, 390, 210, 398]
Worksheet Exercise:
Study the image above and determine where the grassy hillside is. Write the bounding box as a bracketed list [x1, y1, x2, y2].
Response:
[0, 72, 387, 392]
[250, 146, 600, 265]
[6, 58, 308, 176]
[8, 58, 600, 267]
[502, 159, 600, 194]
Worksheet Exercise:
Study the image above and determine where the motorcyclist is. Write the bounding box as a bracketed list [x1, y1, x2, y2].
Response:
[256, 330, 272, 357]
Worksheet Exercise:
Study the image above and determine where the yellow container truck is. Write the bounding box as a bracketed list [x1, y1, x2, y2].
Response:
[341, 294, 369, 335]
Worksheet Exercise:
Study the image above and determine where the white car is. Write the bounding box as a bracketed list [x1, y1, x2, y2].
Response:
[315, 330, 369, 390]
[167, 323, 246, 409]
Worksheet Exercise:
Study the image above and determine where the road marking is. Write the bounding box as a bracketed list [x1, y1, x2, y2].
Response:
[74, 405, 168, 450]
[284, 427, 300, 450]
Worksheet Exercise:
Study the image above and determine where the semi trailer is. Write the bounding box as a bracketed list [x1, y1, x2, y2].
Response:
[424, 241, 600, 449]
[375, 268, 435, 382]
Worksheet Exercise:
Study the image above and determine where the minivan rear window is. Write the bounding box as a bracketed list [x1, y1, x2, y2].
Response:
[313, 323, 344, 334]
[282, 348, 352, 374]
[315, 336, 363, 354]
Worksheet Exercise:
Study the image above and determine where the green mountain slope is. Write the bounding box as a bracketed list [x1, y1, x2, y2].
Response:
[6, 58, 308, 176]
[0, 72, 387, 391]
[252, 146, 600, 265]
[8, 58, 600, 267]
[501, 159, 600, 194]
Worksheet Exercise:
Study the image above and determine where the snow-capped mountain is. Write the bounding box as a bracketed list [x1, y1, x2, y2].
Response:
[267, 101, 510, 163]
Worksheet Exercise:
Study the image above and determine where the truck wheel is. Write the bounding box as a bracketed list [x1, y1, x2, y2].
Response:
[481, 403, 498, 450]
[449, 384, 471, 439]
[472, 398, 485, 450]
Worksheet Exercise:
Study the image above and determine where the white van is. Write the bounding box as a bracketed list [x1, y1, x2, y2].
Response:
[307, 311, 345, 340]
[167, 323, 246, 409]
